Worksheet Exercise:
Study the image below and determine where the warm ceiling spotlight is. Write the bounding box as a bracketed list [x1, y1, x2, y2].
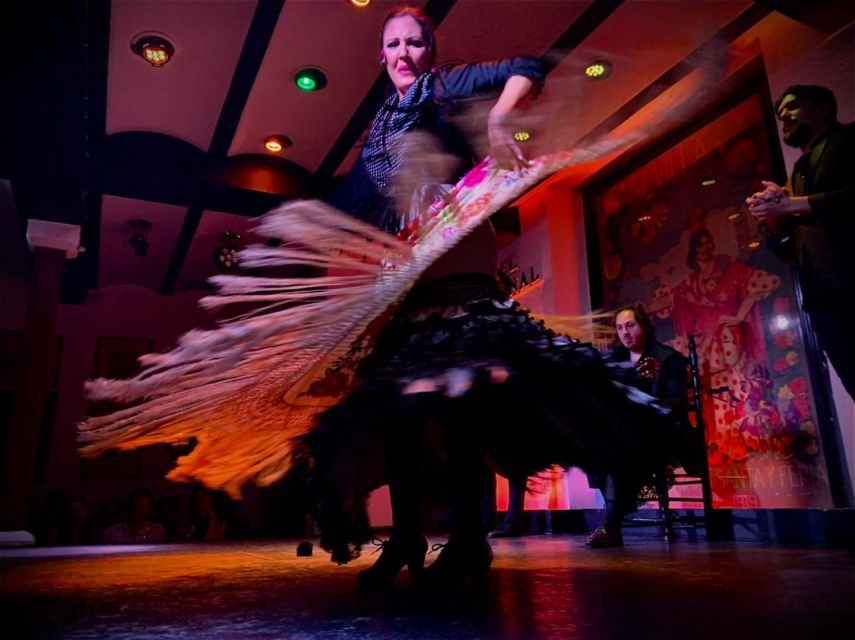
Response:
[748, 240, 761, 249]
[349, 0, 371, 7]
[264, 134, 293, 153]
[702, 179, 717, 187]
[131, 34, 175, 67]
[513, 131, 531, 142]
[294, 68, 327, 92]
[584, 60, 613, 80]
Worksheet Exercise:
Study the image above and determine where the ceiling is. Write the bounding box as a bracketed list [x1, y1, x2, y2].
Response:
[2, 0, 852, 302]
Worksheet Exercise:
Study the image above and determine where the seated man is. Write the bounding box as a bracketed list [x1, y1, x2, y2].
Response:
[103, 487, 167, 544]
[586, 303, 697, 548]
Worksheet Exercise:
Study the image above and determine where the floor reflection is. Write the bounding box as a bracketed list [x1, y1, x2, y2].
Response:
[2, 536, 853, 639]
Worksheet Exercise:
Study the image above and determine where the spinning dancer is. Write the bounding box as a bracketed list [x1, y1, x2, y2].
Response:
[81, 6, 673, 590]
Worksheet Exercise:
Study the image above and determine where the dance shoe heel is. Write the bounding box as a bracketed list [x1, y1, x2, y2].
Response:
[357, 535, 428, 592]
[419, 538, 494, 590]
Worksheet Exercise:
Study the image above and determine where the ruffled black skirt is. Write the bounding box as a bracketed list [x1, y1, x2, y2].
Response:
[305, 273, 673, 560]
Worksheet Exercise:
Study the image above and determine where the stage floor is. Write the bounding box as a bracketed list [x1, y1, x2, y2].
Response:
[2, 535, 853, 639]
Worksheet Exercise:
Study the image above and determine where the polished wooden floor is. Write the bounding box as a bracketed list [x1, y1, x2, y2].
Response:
[2, 535, 853, 639]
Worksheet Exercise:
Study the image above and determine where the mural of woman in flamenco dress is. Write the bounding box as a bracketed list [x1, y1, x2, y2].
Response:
[670, 227, 780, 466]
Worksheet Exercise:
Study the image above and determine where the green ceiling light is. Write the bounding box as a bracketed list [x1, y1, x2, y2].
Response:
[294, 68, 327, 92]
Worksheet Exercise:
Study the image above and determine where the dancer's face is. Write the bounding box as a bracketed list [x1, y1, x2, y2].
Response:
[616, 310, 647, 353]
[382, 15, 432, 98]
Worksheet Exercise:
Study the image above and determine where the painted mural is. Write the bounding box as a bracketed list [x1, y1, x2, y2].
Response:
[592, 95, 833, 509]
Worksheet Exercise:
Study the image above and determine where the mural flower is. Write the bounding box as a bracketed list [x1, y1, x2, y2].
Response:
[789, 377, 807, 394]
[773, 331, 795, 349]
[631, 202, 668, 244]
[603, 253, 623, 281]
[792, 395, 810, 417]
[800, 421, 819, 455]
[773, 296, 790, 315]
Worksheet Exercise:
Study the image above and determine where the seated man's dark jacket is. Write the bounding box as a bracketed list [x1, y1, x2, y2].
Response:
[607, 342, 704, 474]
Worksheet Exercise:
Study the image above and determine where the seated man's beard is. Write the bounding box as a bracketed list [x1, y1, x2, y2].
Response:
[784, 122, 813, 148]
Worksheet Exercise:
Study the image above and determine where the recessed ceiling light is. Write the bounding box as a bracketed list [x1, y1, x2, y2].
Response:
[131, 34, 175, 67]
[124, 218, 153, 256]
[214, 231, 242, 269]
[349, 0, 371, 7]
[513, 131, 531, 142]
[702, 179, 716, 186]
[294, 68, 327, 92]
[584, 60, 613, 80]
[264, 135, 293, 153]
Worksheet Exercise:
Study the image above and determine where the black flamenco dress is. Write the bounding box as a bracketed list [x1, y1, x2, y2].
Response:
[305, 59, 675, 561]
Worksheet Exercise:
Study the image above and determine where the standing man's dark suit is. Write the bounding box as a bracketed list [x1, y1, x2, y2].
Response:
[767, 122, 855, 397]
[787, 122, 855, 290]
[750, 85, 855, 399]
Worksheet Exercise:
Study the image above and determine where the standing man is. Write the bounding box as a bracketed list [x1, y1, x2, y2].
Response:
[747, 85, 855, 398]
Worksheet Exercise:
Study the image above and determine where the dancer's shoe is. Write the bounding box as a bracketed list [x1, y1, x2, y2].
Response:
[357, 535, 428, 592]
[418, 536, 493, 590]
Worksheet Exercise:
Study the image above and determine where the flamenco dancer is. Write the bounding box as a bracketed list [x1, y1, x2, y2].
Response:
[316, 6, 547, 589]
[80, 6, 673, 591]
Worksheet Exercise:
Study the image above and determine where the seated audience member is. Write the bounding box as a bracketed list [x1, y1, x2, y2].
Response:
[187, 485, 228, 541]
[58, 496, 94, 545]
[31, 491, 65, 546]
[587, 303, 696, 548]
[156, 495, 182, 541]
[490, 475, 528, 538]
[103, 487, 167, 543]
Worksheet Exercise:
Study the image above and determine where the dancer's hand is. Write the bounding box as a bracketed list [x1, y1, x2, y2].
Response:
[488, 113, 529, 172]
